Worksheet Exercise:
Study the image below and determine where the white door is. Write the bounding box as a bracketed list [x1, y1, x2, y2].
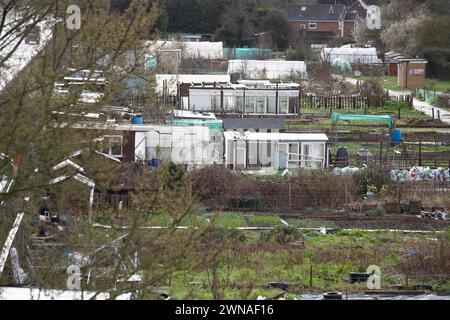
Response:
[288, 143, 300, 169]
[302, 144, 312, 168]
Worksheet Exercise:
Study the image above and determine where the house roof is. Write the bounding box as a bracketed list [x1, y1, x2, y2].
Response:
[285, 4, 345, 21]
[345, 2, 367, 21]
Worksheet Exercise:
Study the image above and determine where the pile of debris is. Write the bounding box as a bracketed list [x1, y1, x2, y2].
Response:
[333, 166, 361, 175]
[390, 167, 450, 182]
[420, 209, 447, 220]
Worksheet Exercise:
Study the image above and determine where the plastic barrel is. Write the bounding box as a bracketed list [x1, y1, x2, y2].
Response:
[391, 129, 401, 142]
[132, 115, 143, 125]
[151, 158, 161, 168]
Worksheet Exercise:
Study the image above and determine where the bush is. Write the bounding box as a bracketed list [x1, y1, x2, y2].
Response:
[260, 226, 303, 244]
[206, 225, 246, 242]
[367, 208, 386, 217]
[228, 197, 263, 209]
[248, 215, 282, 227]
[353, 166, 389, 195]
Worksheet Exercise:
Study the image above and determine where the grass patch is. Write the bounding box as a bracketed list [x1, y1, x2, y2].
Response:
[248, 215, 283, 227]
[180, 214, 209, 227]
[143, 213, 171, 227]
[213, 212, 246, 229]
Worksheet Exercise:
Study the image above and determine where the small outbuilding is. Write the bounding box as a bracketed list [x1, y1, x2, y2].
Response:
[396, 58, 427, 89]
[224, 131, 329, 171]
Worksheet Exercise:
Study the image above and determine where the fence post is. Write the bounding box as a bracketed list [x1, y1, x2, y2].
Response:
[379, 141, 383, 167]
[288, 183, 292, 209]
[419, 140, 422, 166]
[344, 183, 348, 209]
[364, 96, 367, 114]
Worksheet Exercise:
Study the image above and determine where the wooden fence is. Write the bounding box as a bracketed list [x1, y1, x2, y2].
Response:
[300, 94, 386, 110]
[113, 91, 177, 110]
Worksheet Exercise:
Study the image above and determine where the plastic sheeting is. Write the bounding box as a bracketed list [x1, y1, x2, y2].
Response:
[331, 113, 395, 129]
[0, 17, 56, 91]
[144, 41, 224, 59]
[227, 60, 307, 80]
[333, 166, 361, 175]
[155, 74, 231, 95]
[223, 48, 272, 59]
[332, 57, 352, 72]
[390, 167, 450, 182]
[165, 119, 223, 130]
[321, 46, 381, 64]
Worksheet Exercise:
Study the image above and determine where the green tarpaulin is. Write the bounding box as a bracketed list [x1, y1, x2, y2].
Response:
[332, 57, 352, 73]
[223, 48, 272, 59]
[166, 119, 223, 130]
[331, 113, 394, 128]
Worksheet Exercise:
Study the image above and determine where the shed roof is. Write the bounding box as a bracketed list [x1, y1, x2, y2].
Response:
[223, 118, 285, 130]
[224, 131, 328, 142]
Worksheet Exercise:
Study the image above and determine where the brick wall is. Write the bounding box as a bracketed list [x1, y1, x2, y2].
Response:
[289, 20, 340, 35]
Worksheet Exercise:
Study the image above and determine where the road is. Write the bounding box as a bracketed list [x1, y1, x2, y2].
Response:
[345, 77, 450, 125]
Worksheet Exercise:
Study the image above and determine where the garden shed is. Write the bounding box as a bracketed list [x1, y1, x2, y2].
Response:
[397, 58, 428, 89]
[224, 131, 329, 171]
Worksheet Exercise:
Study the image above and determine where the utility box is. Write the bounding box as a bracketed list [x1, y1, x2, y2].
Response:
[397, 59, 427, 89]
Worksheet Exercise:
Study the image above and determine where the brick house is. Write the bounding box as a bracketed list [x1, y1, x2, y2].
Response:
[285, 3, 365, 39]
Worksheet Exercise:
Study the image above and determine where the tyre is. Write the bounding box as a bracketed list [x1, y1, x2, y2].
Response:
[323, 292, 343, 300]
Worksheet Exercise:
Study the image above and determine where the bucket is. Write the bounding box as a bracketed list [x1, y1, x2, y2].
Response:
[132, 115, 143, 125]
[391, 129, 401, 142]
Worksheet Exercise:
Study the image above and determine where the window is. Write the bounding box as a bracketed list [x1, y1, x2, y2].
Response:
[289, 96, 299, 114]
[211, 94, 221, 111]
[267, 96, 276, 113]
[309, 22, 317, 29]
[100, 135, 123, 158]
[278, 96, 289, 114]
[255, 97, 266, 114]
[224, 95, 234, 111]
[236, 96, 244, 112]
[245, 96, 255, 113]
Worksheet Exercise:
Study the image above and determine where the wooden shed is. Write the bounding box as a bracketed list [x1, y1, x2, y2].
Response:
[397, 58, 427, 89]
